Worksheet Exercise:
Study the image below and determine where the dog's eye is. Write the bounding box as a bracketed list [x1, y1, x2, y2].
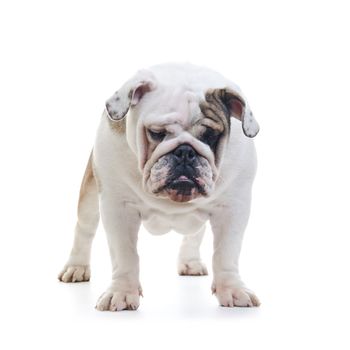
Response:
[148, 129, 166, 142]
[201, 127, 220, 151]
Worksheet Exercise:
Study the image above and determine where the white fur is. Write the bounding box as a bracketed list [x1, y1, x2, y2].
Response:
[59, 63, 260, 310]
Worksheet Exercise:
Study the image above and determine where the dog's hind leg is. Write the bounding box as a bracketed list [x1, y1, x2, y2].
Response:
[177, 226, 208, 276]
[58, 151, 100, 282]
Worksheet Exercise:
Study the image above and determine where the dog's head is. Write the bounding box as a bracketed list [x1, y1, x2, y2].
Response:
[105, 66, 259, 203]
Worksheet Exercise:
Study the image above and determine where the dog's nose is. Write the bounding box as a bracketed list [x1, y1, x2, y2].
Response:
[173, 144, 197, 164]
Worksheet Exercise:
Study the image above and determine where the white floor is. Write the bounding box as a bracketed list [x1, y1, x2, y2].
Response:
[2, 221, 349, 350]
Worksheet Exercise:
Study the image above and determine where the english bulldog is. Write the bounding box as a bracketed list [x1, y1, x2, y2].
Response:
[58, 63, 260, 311]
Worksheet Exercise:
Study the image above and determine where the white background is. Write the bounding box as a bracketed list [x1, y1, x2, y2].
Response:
[0, 0, 349, 349]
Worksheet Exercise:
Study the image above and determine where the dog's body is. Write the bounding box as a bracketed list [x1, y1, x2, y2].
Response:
[59, 63, 260, 310]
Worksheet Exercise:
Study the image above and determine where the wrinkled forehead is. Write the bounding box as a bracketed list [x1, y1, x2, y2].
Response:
[139, 87, 203, 132]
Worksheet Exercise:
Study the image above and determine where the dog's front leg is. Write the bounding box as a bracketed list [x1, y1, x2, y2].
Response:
[96, 195, 142, 311]
[210, 185, 260, 308]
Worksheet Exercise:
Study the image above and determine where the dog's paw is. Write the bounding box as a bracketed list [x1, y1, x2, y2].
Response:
[178, 260, 208, 276]
[58, 265, 90, 283]
[96, 288, 141, 311]
[213, 284, 260, 307]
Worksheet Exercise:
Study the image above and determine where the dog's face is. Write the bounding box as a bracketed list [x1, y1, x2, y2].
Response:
[105, 68, 259, 203]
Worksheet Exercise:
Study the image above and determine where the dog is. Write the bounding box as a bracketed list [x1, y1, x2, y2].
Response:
[58, 63, 260, 311]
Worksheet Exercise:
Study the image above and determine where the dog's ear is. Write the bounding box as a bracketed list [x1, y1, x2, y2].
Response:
[213, 87, 259, 138]
[105, 70, 157, 121]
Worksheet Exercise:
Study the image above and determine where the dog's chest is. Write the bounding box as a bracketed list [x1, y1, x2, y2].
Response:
[140, 207, 209, 235]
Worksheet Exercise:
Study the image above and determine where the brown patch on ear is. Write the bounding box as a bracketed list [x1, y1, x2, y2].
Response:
[201, 87, 259, 138]
[199, 89, 231, 134]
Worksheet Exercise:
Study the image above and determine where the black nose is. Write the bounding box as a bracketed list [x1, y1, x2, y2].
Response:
[173, 144, 197, 164]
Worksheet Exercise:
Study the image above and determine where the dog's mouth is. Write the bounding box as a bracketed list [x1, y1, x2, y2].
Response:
[160, 175, 206, 202]
[169, 175, 197, 192]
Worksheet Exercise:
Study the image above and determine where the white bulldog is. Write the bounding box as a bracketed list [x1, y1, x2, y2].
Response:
[58, 63, 260, 311]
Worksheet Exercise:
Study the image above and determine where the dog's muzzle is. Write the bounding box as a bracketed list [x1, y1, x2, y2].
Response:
[148, 143, 214, 202]
[165, 144, 203, 195]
